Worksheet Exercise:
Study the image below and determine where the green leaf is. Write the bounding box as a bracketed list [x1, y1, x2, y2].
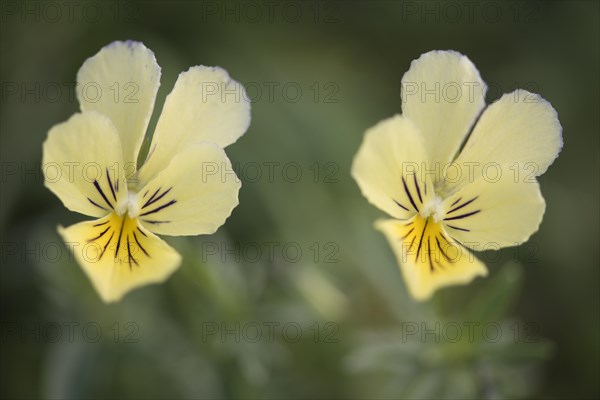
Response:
[464, 261, 524, 324]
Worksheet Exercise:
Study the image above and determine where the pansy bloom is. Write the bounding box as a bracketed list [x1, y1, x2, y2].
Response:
[351, 50, 562, 300]
[43, 41, 250, 302]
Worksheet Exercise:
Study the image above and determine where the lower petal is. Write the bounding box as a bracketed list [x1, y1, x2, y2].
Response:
[375, 217, 488, 300]
[58, 213, 181, 302]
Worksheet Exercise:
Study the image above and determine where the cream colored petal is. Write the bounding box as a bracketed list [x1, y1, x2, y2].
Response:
[448, 90, 562, 191]
[137, 66, 250, 184]
[351, 115, 433, 220]
[42, 112, 126, 218]
[77, 41, 160, 170]
[135, 142, 240, 236]
[401, 50, 487, 168]
[376, 216, 487, 301]
[59, 213, 181, 303]
[440, 165, 545, 251]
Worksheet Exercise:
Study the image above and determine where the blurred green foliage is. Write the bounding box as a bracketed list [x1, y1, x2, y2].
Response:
[1, 1, 598, 399]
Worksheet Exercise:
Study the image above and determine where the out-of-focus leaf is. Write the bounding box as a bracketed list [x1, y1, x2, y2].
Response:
[477, 340, 555, 364]
[464, 262, 524, 324]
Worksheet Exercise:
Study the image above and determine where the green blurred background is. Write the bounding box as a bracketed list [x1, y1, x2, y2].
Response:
[1, 0, 598, 398]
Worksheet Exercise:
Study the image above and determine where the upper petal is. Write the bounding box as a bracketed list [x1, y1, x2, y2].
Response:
[59, 213, 182, 303]
[136, 142, 241, 236]
[440, 165, 546, 251]
[401, 50, 487, 169]
[137, 66, 250, 184]
[448, 90, 563, 191]
[77, 41, 161, 171]
[376, 216, 488, 301]
[42, 112, 126, 217]
[351, 115, 433, 220]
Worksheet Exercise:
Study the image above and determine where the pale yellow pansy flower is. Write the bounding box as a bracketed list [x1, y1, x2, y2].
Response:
[351, 50, 562, 300]
[42, 41, 250, 302]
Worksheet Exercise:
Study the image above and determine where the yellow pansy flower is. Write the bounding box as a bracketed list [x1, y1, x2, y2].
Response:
[351, 50, 562, 300]
[42, 41, 250, 302]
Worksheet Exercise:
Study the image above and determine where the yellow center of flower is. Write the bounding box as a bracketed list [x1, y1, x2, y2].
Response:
[86, 213, 151, 268]
[82, 171, 179, 268]
[86, 169, 176, 225]
[398, 214, 462, 272]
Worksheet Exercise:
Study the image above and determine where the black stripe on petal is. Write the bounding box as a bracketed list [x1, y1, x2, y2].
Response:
[106, 168, 117, 202]
[435, 236, 452, 263]
[427, 236, 434, 272]
[447, 196, 478, 215]
[142, 187, 161, 208]
[401, 227, 414, 240]
[99, 232, 114, 261]
[126, 234, 139, 269]
[415, 218, 429, 261]
[402, 176, 419, 212]
[142, 187, 173, 210]
[438, 232, 452, 246]
[394, 199, 409, 212]
[140, 200, 177, 217]
[114, 217, 126, 259]
[444, 210, 481, 221]
[413, 173, 423, 204]
[87, 197, 108, 211]
[93, 180, 113, 209]
[408, 236, 416, 250]
[133, 231, 150, 257]
[87, 226, 110, 242]
[446, 224, 470, 232]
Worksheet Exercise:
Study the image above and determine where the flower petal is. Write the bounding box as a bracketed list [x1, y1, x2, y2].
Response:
[376, 216, 488, 301]
[440, 165, 545, 251]
[401, 50, 487, 168]
[351, 115, 432, 220]
[77, 41, 161, 170]
[42, 112, 126, 218]
[59, 213, 181, 303]
[448, 90, 562, 190]
[136, 142, 241, 236]
[138, 66, 250, 184]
